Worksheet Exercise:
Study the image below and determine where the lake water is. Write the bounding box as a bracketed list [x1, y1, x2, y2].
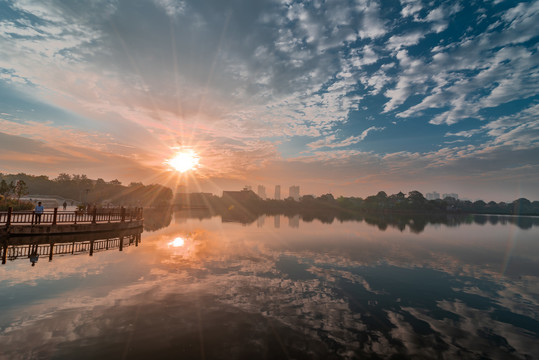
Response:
[1, 211, 538, 359]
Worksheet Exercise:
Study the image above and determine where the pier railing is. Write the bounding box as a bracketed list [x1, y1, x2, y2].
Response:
[0, 207, 143, 226]
[2, 231, 142, 264]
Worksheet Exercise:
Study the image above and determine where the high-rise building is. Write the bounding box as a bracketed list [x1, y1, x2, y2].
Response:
[426, 191, 440, 200]
[289, 185, 300, 201]
[274, 185, 281, 200]
[257, 185, 266, 199]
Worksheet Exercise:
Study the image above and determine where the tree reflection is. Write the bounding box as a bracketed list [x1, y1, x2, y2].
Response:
[173, 208, 539, 233]
[143, 207, 173, 231]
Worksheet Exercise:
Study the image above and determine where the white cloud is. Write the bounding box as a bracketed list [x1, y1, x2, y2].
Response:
[386, 32, 425, 52]
[350, 45, 379, 68]
[445, 129, 481, 138]
[356, 0, 386, 39]
[153, 0, 187, 17]
[359, 126, 385, 140]
[400, 0, 423, 18]
[383, 50, 428, 112]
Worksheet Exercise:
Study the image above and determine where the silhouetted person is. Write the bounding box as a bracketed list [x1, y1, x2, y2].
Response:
[34, 201, 44, 224]
[29, 245, 39, 266]
[63, 201, 67, 210]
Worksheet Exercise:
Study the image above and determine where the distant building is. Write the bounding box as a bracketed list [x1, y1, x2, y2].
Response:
[274, 185, 281, 200]
[175, 192, 213, 209]
[222, 189, 260, 204]
[244, 185, 252, 191]
[443, 193, 459, 200]
[257, 185, 266, 199]
[289, 185, 300, 201]
[426, 191, 440, 200]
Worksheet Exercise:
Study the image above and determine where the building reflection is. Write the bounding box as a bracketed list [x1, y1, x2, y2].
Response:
[257, 214, 265, 228]
[288, 215, 300, 228]
[1, 227, 143, 266]
[274, 215, 280, 228]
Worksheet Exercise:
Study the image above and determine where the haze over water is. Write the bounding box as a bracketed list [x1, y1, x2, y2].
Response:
[1, 212, 538, 359]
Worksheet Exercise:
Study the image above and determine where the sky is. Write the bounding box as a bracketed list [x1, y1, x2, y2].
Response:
[0, 0, 538, 201]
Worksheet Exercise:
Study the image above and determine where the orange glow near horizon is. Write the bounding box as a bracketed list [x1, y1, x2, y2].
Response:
[166, 149, 199, 173]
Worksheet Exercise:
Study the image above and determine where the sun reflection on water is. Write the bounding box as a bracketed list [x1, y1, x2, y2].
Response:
[168, 237, 185, 247]
[166, 235, 196, 259]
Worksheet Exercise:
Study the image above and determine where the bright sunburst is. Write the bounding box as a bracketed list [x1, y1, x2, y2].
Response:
[166, 150, 199, 173]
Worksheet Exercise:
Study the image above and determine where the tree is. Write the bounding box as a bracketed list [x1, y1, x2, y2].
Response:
[0, 179, 10, 197]
[407, 191, 426, 207]
[512, 198, 532, 214]
[376, 191, 387, 200]
[0, 180, 15, 198]
[473, 200, 486, 211]
[317, 193, 335, 202]
[14, 180, 29, 202]
[55, 173, 71, 182]
[300, 195, 315, 203]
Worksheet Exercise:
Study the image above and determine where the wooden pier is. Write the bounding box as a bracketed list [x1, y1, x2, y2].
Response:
[0, 207, 143, 236]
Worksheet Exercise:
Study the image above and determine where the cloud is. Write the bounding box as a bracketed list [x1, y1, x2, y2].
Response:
[0, 0, 538, 200]
[359, 126, 385, 140]
[386, 32, 425, 53]
[153, 0, 187, 17]
[356, 0, 387, 39]
[445, 129, 481, 138]
[383, 50, 428, 112]
[400, 0, 423, 18]
[386, 2, 539, 124]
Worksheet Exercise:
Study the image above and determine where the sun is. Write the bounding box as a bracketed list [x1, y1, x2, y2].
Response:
[166, 150, 199, 173]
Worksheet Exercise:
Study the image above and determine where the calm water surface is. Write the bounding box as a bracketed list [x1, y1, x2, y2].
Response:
[1, 212, 538, 359]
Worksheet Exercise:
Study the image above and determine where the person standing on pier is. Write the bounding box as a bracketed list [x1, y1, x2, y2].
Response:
[63, 201, 67, 210]
[34, 201, 44, 224]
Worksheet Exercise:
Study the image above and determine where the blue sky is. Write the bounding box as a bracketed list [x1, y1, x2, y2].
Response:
[0, 0, 538, 200]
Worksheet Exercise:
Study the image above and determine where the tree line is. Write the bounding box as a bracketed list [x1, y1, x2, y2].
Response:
[0, 173, 173, 210]
[181, 190, 539, 217]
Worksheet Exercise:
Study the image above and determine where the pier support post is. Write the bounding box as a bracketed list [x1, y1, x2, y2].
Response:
[2, 240, 7, 264]
[48, 242, 54, 262]
[92, 208, 97, 224]
[6, 207, 12, 227]
[52, 208, 58, 225]
[121, 207, 126, 222]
